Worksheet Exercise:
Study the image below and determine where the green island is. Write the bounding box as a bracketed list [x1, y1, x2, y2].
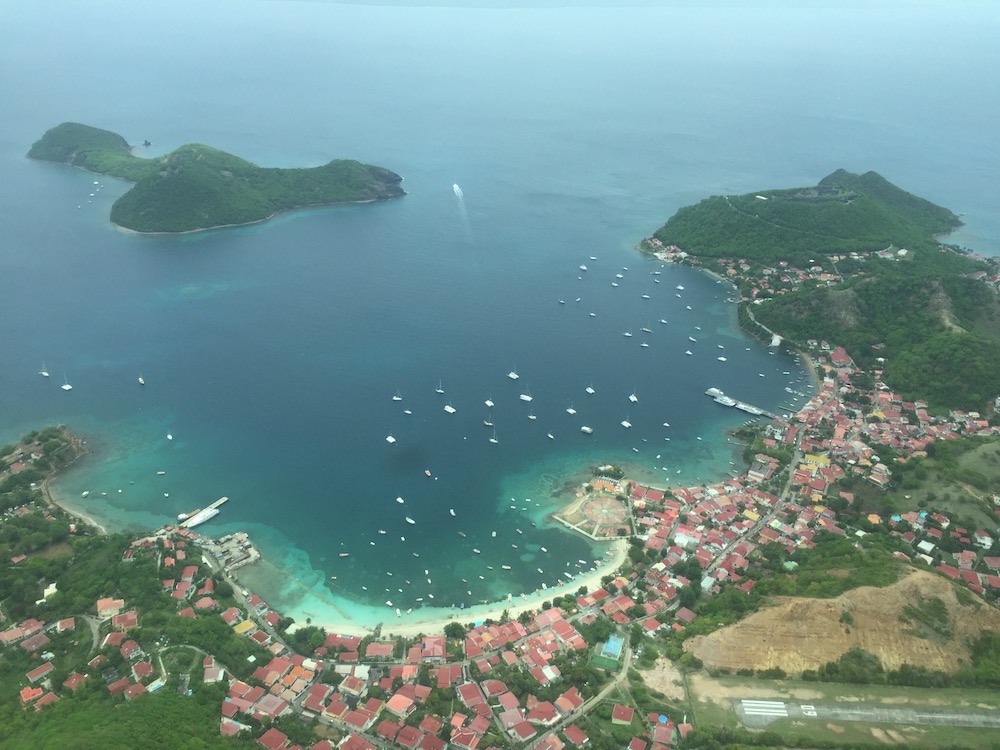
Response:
[6, 173, 1000, 749]
[646, 169, 1000, 412]
[28, 122, 405, 233]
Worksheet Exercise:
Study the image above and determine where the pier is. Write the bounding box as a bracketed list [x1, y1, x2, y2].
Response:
[704, 388, 779, 420]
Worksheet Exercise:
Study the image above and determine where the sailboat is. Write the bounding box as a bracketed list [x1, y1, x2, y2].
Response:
[507, 369, 519, 381]
[138, 374, 145, 386]
[628, 391, 638, 403]
[566, 403, 576, 415]
[489, 429, 499, 444]
[61, 375, 73, 391]
[435, 380, 445, 394]
[39, 363, 49, 378]
[483, 414, 494, 427]
[519, 388, 533, 402]
[621, 417, 632, 429]
[392, 389, 403, 401]
[585, 384, 595, 395]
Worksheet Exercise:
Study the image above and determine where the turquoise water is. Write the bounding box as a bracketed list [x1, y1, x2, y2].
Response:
[2, 1, 998, 625]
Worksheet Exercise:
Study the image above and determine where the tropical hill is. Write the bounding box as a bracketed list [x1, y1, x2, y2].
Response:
[649, 170, 1000, 411]
[653, 169, 962, 265]
[28, 122, 404, 233]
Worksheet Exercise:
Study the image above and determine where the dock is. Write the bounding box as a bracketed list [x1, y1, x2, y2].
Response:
[704, 388, 778, 420]
[179, 496, 229, 529]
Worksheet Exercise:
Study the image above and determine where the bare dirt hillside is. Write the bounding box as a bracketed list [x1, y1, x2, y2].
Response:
[685, 569, 1000, 674]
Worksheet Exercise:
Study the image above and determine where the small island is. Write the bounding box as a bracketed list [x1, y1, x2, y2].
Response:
[28, 122, 405, 233]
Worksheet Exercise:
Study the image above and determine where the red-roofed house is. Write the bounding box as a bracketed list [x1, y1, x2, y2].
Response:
[258, 727, 290, 750]
[612, 704, 634, 725]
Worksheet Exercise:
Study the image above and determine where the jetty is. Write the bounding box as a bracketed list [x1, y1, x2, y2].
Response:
[704, 388, 778, 419]
[179, 496, 229, 529]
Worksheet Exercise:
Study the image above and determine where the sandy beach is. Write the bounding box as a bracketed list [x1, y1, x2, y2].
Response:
[304, 537, 628, 639]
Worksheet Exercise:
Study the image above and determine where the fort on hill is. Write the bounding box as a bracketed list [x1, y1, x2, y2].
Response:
[28, 122, 405, 234]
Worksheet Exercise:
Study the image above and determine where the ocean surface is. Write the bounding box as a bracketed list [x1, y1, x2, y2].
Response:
[2, 1, 998, 627]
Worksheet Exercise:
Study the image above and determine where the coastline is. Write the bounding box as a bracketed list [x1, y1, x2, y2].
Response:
[40, 432, 111, 535]
[109, 194, 398, 237]
[298, 537, 628, 639]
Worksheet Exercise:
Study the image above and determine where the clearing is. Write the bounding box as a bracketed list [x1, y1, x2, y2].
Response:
[685, 569, 1000, 674]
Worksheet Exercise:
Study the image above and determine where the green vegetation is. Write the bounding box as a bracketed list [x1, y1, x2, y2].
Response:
[653, 169, 1000, 411]
[28, 122, 404, 233]
[847, 436, 1000, 532]
[654, 169, 961, 265]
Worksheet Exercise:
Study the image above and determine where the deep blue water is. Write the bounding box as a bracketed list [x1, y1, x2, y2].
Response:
[2, 1, 998, 621]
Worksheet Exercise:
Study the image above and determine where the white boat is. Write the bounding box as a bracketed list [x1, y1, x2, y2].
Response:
[450, 509, 456, 517]
[541, 547, 547, 552]
[392, 390, 403, 401]
[39, 363, 49, 377]
[396, 496, 405, 504]
[628, 392, 638, 403]
[585, 385, 595, 395]
[473, 548, 480, 554]
[396, 608, 401, 617]
[579, 264, 588, 272]
[547, 433, 554, 440]
[453, 183, 463, 197]
[156, 470, 166, 475]
[484, 417, 494, 427]
[641, 294, 650, 299]
[689, 336, 697, 342]
[589, 312, 596, 317]
[61, 375, 73, 391]
[717, 356, 727, 362]
[611, 282, 618, 287]
[81, 490, 90, 497]
[621, 419, 632, 429]
[676, 285, 685, 290]
[508, 370, 519, 380]
[640, 342, 650, 348]
[485, 398, 494, 408]
[489, 430, 499, 444]
[615, 273, 623, 279]
[166, 433, 173, 441]
[659, 319, 667, 324]
[622, 331, 632, 337]
[566, 404, 576, 415]
[403, 409, 412, 415]
[501, 564, 512, 570]
[580, 425, 593, 434]
[435, 380, 444, 394]
[519, 392, 533, 402]
[386, 435, 396, 444]
[685, 350, 692, 356]
[444, 403, 456, 413]
[138, 375, 145, 386]
[640, 327, 652, 333]
[378, 529, 387, 534]
[405, 516, 416, 525]
[527, 411, 537, 420]
[492, 531, 497, 537]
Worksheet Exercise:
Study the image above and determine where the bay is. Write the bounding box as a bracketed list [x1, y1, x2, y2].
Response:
[1, 0, 997, 626]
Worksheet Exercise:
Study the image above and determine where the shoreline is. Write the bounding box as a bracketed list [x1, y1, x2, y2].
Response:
[41, 434, 111, 535]
[301, 537, 628, 639]
[109, 194, 398, 237]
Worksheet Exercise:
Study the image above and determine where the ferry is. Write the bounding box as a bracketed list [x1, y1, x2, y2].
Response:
[179, 496, 228, 529]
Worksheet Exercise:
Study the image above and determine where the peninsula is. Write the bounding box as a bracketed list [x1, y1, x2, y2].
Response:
[28, 122, 405, 233]
[643, 169, 1000, 411]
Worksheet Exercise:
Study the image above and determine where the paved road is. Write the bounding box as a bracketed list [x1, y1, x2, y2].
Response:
[735, 698, 1000, 730]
